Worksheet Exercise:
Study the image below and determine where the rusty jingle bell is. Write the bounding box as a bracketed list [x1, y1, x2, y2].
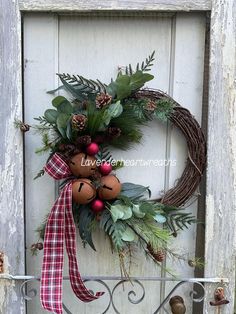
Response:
[98, 175, 121, 200]
[169, 296, 186, 314]
[72, 179, 96, 204]
[69, 153, 97, 177]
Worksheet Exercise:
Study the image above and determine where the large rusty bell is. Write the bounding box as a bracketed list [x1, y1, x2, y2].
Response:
[169, 296, 186, 314]
[72, 179, 96, 204]
[69, 153, 97, 177]
[98, 175, 121, 200]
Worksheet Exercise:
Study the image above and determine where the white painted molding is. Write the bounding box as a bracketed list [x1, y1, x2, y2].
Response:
[204, 0, 236, 313]
[0, 0, 25, 313]
[19, 0, 211, 12]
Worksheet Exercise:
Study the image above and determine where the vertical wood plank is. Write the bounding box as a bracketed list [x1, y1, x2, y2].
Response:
[204, 1, 236, 313]
[0, 1, 25, 313]
[163, 12, 206, 313]
[23, 13, 59, 314]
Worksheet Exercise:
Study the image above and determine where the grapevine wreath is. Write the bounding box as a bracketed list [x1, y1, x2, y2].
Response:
[20, 52, 206, 313]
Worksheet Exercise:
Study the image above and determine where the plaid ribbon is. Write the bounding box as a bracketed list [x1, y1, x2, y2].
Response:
[40, 153, 104, 314]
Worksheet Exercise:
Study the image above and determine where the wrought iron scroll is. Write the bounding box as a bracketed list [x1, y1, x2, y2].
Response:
[0, 275, 228, 314]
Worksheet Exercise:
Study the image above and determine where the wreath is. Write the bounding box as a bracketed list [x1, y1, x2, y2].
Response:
[18, 52, 206, 313]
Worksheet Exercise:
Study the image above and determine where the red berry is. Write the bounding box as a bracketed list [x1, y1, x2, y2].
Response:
[91, 199, 105, 212]
[86, 142, 99, 155]
[99, 162, 112, 175]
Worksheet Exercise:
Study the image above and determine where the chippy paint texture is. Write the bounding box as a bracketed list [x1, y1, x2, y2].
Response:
[19, 0, 211, 12]
[0, 0, 25, 312]
[204, 0, 236, 313]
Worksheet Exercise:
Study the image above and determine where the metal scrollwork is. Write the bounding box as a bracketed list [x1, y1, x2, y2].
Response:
[0, 275, 228, 314]
[20, 278, 39, 301]
[111, 279, 145, 313]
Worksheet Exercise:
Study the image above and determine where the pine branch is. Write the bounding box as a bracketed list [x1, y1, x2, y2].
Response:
[125, 51, 155, 75]
[165, 211, 198, 235]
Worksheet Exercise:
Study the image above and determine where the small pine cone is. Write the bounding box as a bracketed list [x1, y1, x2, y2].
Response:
[146, 100, 157, 112]
[36, 242, 43, 250]
[154, 250, 166, 262]
[71, 114, 87, 131]
[76, 135, 92, 145]
[147, 243, 166, 262]
[107, 127, 121, 139]
[20, 123, 30, 132]
[95, 93, 112, 109]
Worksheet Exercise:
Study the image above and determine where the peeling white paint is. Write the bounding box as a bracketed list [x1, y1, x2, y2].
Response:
[18, 0, 211, 12]
[205, 194, 214, 243]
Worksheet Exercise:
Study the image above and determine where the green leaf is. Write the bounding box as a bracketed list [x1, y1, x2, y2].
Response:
[66, 118, 72, 140]
[56, 113, 70, 138]
[107, 101, 123, 118]
[52, 96, 73, 114]
[139, 202, 156, 215]
[106, 81, 117, 98]
[132, 204, 145, 218]
[52, 96, 67, 107]
[44, 109, 59, 124]
[130, 71, 154, 90]
[121, 183, 150, 199]
[154, 214, 167, 224]
[115, 75, 132, 100]
[78, 205, 96, 251]
[121, 226, 137, 242]
[110, 203, 132, 222]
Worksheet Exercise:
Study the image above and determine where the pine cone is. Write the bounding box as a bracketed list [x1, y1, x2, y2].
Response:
[20, 123, 30, 132]
[95, 93, 112, 108]
[146, 100, 157, 112]
[107, 127, 122, 139]
[147, 243, 166, 262]
[76, 135, 92, 145]
[71, 114, 87, 131]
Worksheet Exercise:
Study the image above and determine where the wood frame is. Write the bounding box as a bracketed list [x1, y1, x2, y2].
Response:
[0, 0, 235, 313]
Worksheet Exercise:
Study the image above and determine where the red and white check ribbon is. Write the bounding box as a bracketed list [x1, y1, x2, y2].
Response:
[40, 153, 104, 314]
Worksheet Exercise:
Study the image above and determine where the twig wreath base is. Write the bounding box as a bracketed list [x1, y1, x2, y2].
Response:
[135, 89, 206, 207]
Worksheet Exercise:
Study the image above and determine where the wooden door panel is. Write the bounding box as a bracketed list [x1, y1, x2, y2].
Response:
[24, 12, 205, 313]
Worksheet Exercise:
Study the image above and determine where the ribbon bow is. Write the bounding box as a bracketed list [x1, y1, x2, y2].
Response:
[40, 153, 104, 314]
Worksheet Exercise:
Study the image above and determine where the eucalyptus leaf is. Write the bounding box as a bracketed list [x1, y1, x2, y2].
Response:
[56, 113, 70, 138]
[121, 226, 137, 242]
[52, 96, 73, 114]
[106, 81, 117, 98]
[154, 214, 167, 224]
[110, 204, 132, 222]
[44, 109, 59, 124]
[132, 204, 146, 218]
[52, 96, 67, 108]
[107, 101, 123, 118]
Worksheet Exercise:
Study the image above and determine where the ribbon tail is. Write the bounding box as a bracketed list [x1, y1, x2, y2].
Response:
[64, 183, 105, 302]
[40, 187, 67, 314]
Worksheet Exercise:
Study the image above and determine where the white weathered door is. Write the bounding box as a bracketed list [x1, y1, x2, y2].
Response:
[23, 12, 206, 313]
